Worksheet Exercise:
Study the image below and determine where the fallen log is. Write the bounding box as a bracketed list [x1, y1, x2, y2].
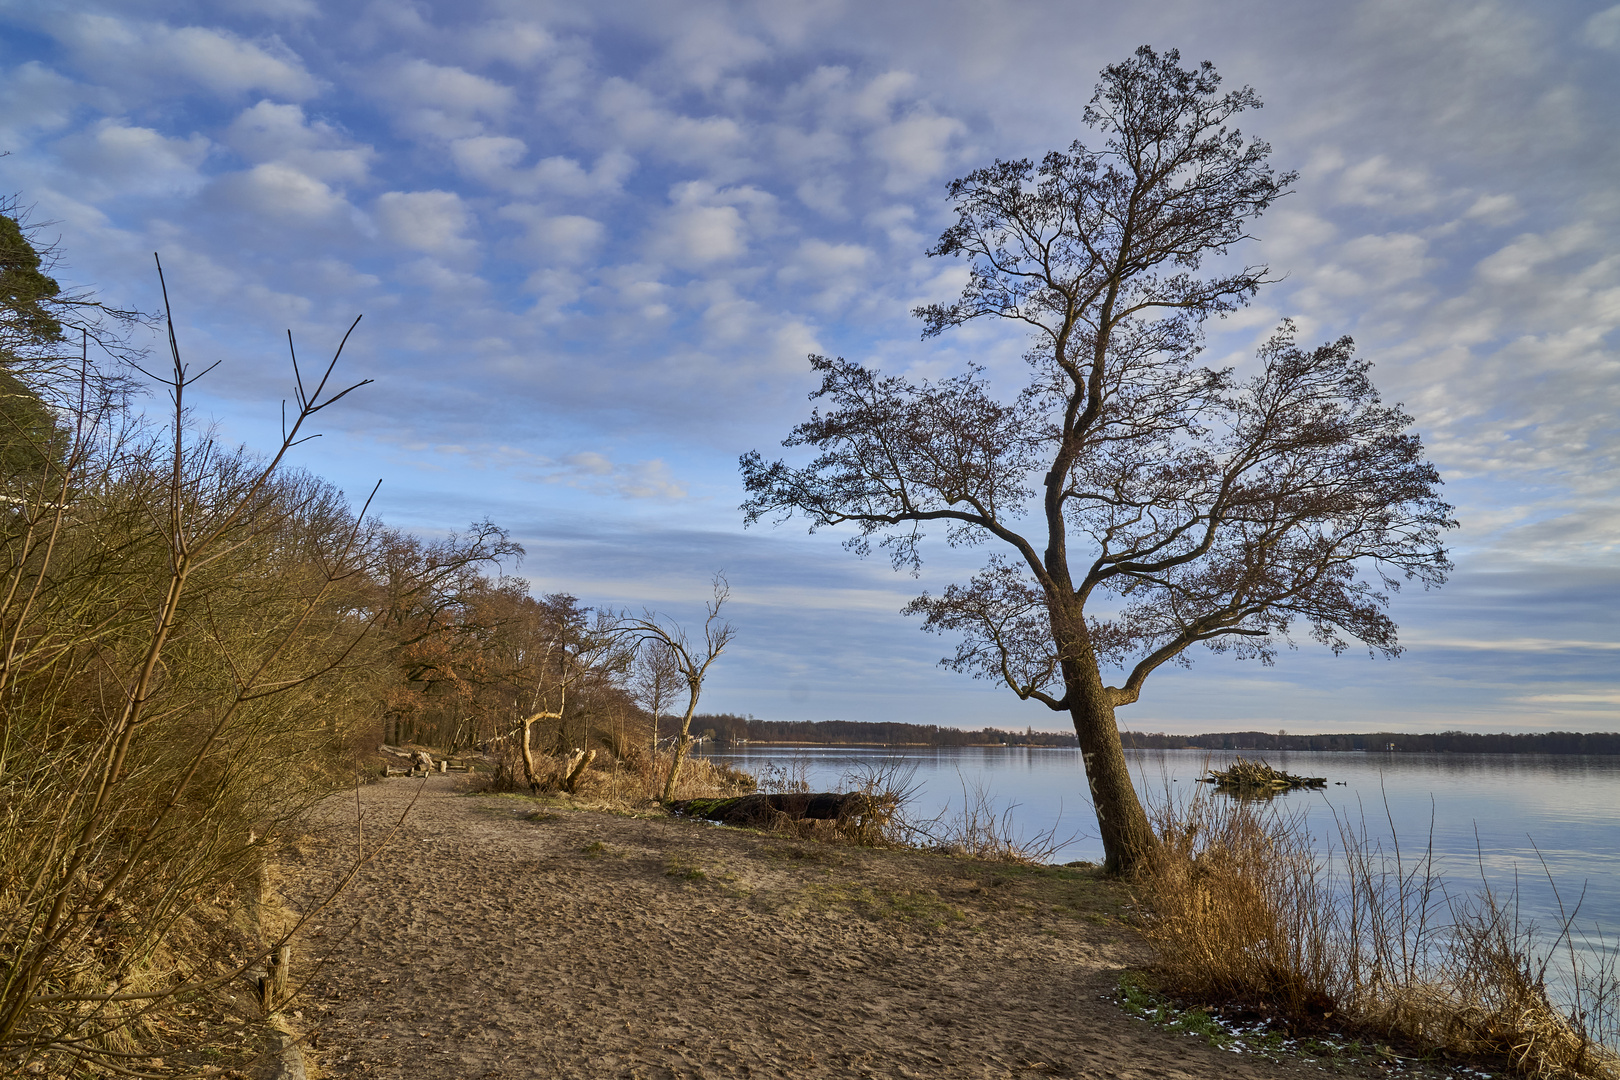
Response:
[671, 792, 873, 826]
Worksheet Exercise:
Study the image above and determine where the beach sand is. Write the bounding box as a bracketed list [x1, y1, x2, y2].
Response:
[279, 774, 1398, 1080]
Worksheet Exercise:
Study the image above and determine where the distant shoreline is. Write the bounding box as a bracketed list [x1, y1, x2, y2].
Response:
[678, 716, 1620, 756]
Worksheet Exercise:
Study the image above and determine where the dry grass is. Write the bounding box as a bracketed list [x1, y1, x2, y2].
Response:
[834, 762, 1071, 864]
[1136, 784, 1620, 1078]
[479, 750, 1072, 867]
[478, 744, 757, 803]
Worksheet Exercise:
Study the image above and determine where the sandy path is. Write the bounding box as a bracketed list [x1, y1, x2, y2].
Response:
[281, 775, 1363, 1080]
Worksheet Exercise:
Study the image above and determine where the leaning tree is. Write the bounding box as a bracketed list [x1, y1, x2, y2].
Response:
[740, 47, 1454, 875]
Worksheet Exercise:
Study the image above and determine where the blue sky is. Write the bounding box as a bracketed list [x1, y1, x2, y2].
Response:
[3, 0, 1617, 733]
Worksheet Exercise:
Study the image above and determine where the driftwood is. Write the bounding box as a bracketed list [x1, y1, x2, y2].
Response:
[671, 792, 873, 826]
[1200, 758, 1326, 794]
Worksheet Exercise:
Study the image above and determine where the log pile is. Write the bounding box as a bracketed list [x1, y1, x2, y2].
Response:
[1199, 758, 1326, 794]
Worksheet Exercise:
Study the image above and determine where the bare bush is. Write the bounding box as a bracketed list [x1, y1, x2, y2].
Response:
[0, 265, 379, 1075]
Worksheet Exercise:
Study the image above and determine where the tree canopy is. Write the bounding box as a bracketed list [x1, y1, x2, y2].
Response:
[741, 47, 1455, 874]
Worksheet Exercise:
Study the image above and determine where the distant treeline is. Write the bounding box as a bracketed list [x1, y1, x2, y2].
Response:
[671, 714, 1080, 747]
[666, 716, 1620, 755]
[1118, 729, 1620, 755]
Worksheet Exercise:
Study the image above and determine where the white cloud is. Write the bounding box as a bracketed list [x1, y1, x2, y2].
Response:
[463, 20, 557, 66]
[1338, 232, 1432, 286]
[596, 77, 746, 166]
[1463, 192, 1522, 227]
[0, 62, 85, 143]
[53, 14, 318, 99]
[225, 101, 373, 183]
[1333, 154, 1444, 212]
[658, 18, 771, 91]
[520, 451, 688, 499]
[853, 70, 917, 123]
[602, 265, 674, 325]
[449, 135, 527, 181]
[450, 138, 633, 198]
[374, 190, 476, 258]
[865, 203, 922, 248]
[647, 181, 777, 270]
[1581, 5, 1620, 50]
[497, 205, 606, 265]
[1474, 225, 1593, 287]
[615, 459, 687, 499]
[214, 162, 348, 220]
[795, 175, 848, 219]
[55, 120, 210, 197]
[777, 238, 873, 309]
[868, 111, 965, 193]
[531, 152, 634, 198]
[657, 204, 745, 267]
[370, 58, 513, 139]
[223, 0, 320, 19]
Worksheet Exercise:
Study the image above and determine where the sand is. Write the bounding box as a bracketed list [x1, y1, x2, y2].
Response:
[278, 774, 1397, 1080]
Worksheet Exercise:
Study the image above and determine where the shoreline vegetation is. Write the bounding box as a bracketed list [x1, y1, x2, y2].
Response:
[679, 714, 1620, 755]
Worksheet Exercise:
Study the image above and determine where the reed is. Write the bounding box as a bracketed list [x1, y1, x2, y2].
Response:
[1136, 784, 1620, 1078]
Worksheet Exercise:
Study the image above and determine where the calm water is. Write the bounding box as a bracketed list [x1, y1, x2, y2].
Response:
[696, 744, 1620, 960]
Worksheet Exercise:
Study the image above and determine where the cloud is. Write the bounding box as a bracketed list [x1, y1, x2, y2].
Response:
[496, 449, 689, 499]
[497, 205, 606, 264]
[213, 161, 349, 220]
[52, 14, 318, 99]
[1308, 232, 1433, 298]
[223, 0, 320, 18]
[1581, 5, 1620, 51]
[225, 101, 374, 183]
[0, 62, 86, 143]
[596, 77, 746, 167]
[1474, 224, 1596, 287]
[462, 19, 557, 66]
[776, 238, 873, 309]
[370, 58, 513, 139]
[647, 181, 777, 270]
[450, 138, 634, 198]
[655, 204, 745, 267]
[868, 112, 965, 193]
[1331, 154, 1444, 212]
[54, 120, 210, 197]
[852, 70, 917, 123]
[657, 18, 771, 92]
[374, 190, 476, 258]
[1463, 193, 1522, 227]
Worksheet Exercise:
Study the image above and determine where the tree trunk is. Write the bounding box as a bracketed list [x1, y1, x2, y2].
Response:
[520, 717, 539, 790]
[1062, 654, 1159, 876]
[660, 692, 699, 802]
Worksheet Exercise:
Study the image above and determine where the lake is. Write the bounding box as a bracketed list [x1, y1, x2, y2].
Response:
[695, 743, 1620, 970]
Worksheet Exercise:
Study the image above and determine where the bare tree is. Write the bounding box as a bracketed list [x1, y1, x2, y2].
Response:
[614, 575, 736, 802]
[630, 637, 681, 760]
[741, 48, 1454, 875]
[509, 599, 623, 792]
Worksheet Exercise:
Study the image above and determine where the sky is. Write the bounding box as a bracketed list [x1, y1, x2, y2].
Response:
[1, 0, 1617, 735]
